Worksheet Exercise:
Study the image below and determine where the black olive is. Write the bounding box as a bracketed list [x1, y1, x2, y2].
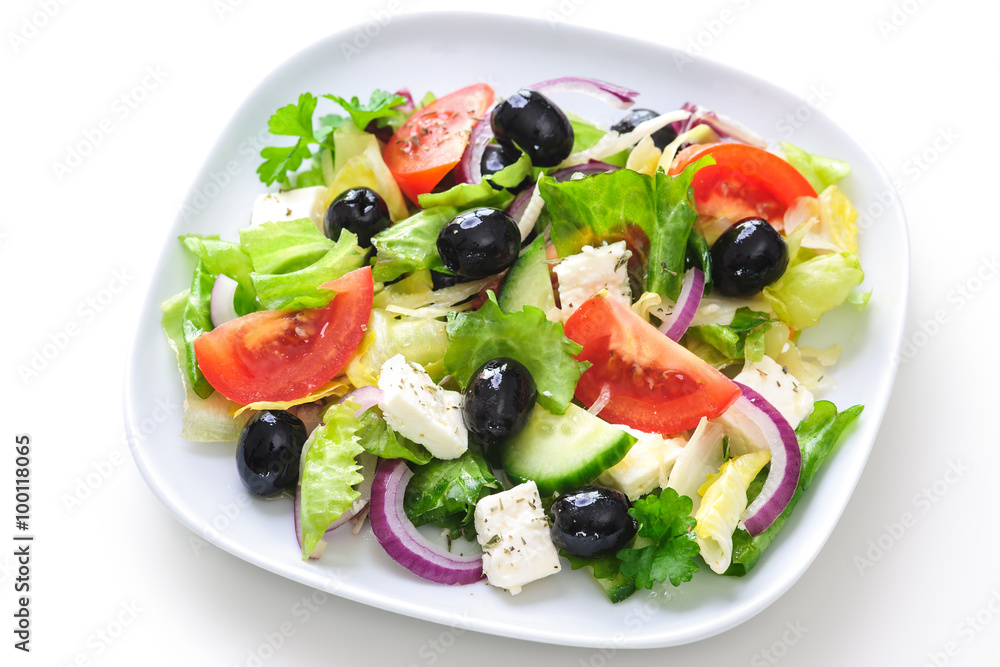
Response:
[610, 108, 678, 150]
[236, 410, 308, 498]
[549, 486, 638, 558]
[436, 208, 520, 279]
[480, 144, 532, 193]
[710, 217, 789, 298]
[490, 89, 574, 167]
[323, 187, 391, 247]
[462, 357, 536, 446]
[430, 270, 470, 290]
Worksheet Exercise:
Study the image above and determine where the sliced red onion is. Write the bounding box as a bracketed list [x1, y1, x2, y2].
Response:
[294, 453, 377, 560]
[455, 118, 495, 184]
[728, 382, 802, 536]
[528, 77, 639, 110]
[395, 89, 415, 115]
[673, 103, 766, 148]
[588, 384, 611, 416]
[370, 459, 484, 585]
[550, 160, 618, 182]
[658, 268, 705, 341]
[209, 274, 239, 328]
[339, 386, 385, 418]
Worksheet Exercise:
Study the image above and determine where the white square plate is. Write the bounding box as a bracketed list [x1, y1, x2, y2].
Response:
[125, 11, 908, 648]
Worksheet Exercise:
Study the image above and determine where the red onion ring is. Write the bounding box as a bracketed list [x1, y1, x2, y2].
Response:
[673, 102, 766, 148]
[209, 274, 239, 328]
[338, 386, 385, 418]
[729, 382, 802, 536]
[395, 88, 415, 115]
[370, 459, 484, 585]
[658, 268, 705, 341]
[528, 76, 639, 110]
[455, 117, 495, 185]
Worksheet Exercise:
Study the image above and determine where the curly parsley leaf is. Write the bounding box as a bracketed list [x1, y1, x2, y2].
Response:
[617, 488, 700, 589]
[325, 90, 407, 131]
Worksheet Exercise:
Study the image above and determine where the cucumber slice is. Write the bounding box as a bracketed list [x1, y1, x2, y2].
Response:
[502, 403, 636, 496]
[498, 235, 556, 314]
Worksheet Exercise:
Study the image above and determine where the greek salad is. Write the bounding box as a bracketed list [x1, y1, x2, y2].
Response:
[161, 77, 869, 601]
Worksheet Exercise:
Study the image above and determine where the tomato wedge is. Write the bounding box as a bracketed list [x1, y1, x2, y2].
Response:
[669, 143, 816, 227]
[383, 83, 494, 203]
[563, 290, 741, 435]
[194, 267, 374, 405]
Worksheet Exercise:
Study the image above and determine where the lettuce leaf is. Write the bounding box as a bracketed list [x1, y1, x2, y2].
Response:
[179, 235, 257, 316]
[763, 252, 864, 330]
[417, 151, 531, 210]
[780, 142, 850, 193]
[371, 206, 459, 283]
[403, 447, 500, 539]
[725, 400, 863, 576]
[249, 229, 367, 310]
[298, 401, 365, 559]
[239, 218, 334, 275]
[444, 293, 588, 414]
[343, 308, 449, 388]
[161, 290, 250, 441]
[539, 158, 710, 300]
[356, 411, 432, 464]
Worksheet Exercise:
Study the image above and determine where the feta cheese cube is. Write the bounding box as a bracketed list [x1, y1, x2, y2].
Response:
[733, 355, 814, 429]
[474, 481, 561, 595]
[376, 354, 468, 460]
[598, 426, 686, 500]
[554, 242, 631, 321]
[250, 185, 328, 230]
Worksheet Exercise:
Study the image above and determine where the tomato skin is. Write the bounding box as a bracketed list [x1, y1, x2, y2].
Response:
[669, 143, 816, 227]
[563, 290, 741, 435]
[383, 84, 494, 203]
[194, 267, 374, 405]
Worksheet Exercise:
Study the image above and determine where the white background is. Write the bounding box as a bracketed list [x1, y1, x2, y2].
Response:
[2, 0, 998, 665]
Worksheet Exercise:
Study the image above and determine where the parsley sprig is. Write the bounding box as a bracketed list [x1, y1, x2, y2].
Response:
[256, 89, 408, 187]
[616, 488, 700, 589]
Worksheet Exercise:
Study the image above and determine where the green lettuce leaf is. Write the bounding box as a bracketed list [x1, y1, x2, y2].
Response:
[161, 291, 250, 441]
[780, 142, 850, 194]
[685, 308, 774, 367]
[566, 113, 628, 167]
[763, 252, 864, 329]
[181, 261, 216, 398]
[725, 400, 863, 576]
[248, 229, 368, 311]
[539, 158, 710, 300]
[444, 293, 588, 414]
[417, 151, 531, 210]
[179, 235, 257, 316]
[356, 411, 432, 464]
[371, 206, 459, 283]
[239, 218, 334, 275]
[298, 401, 365, 559]
[403, 447, 500, 540]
